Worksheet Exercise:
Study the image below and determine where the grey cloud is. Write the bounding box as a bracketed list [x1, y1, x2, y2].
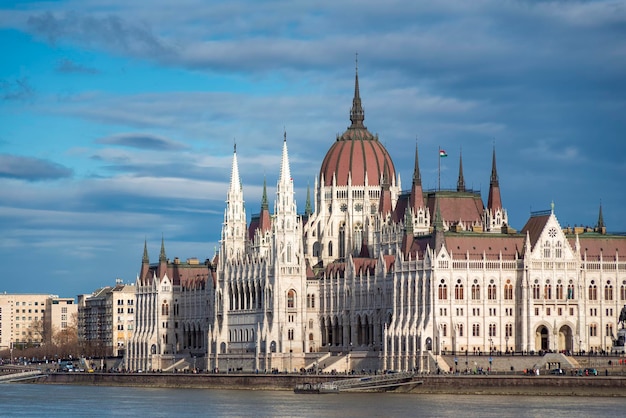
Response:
[0, 154, 73, 181]
[96, 133, 190, 151]
[56, 58, 99, 74]
[1, 77, 35, 101]
[26, 11, 175, 58]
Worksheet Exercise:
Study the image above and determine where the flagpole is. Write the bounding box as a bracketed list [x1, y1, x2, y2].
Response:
[438, 146, 441, 191]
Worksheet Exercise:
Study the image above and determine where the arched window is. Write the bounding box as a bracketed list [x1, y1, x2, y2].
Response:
[589, 324, 597, 337]
[555, 241, 562, 258]
[504, 280, 513, 300]
[533, 283, 541, 299]
[288, 329, 294, 340]
[472, 283, 480, 300]
[505, 323, 513, 337]
[568, 282, 575, 299]
[161, 302, 169, 316]
[556, 282, 564, 299]
[605, 283, 613, 300]
[588, 282, 597, 300]
[287, 290, 296, 308]
[488, 283, 497, 300]
[455, 280, 464, 300]
[489, 323, 497, 337]
[621, 283, 626, 300]
[353, 223, 363, 252]
[458, 324, 464, 337]
[472, 324, 480, 337]
[438, 282, 448, 300]
[442, 324, 447, 337]
[544, 283, 552, 300]
[338, 224, 346, 259]
[543, 240, 550, 258]
[328, 241, 333, 258]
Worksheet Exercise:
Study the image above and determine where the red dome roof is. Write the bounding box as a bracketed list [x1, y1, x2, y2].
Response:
[320, 130, 395, 187]
[319, 70, 395, 187]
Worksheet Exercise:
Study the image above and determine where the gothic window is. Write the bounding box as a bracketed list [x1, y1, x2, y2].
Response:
[504, 280, 513, 300]
[328, 241, 333, 257]
[338, 224, 346, 259]
[455, 280, 464, 300]
[472, 324, 480, 337]
[287, 243, 292, 263]
[621, 283, 626, 300]
[354, 223, 363, 252]
[605, 283, 613, 301]
[555, 241, 562, 258]
[568, 283, 575, 299]
[544, 283, 552, 300]
[544, 240, 551, 258]
[533, 282, 541, 299]
[556, 282, 564, 300]
[505, 323, 513, 337]
[488, 283, 497, 300]
[589, 324, 597, 337]
[442, 324, 447, 337]
[287, 290, 296, 309]
[161, 302, 169, 316]
[438, 281, 448, 300]
[588, 282, 597, 300]
[489, 324, 496, 337]
[606, 324, 614, 337]
[472, 283, 480, 300]
[288, 329, 294, 340]
[458, 324, 464, 337]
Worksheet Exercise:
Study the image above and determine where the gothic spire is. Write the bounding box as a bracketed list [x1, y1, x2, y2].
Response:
[457, 149, 466, 192]
[279, 130, 291, 184]
[349, 54, 365, 129]
[305, 182, 313, 217]
[597, 202, 605, 229]
[142, 239, 149, 264]
[412, 140, 421, 186]
[261, 176, 268, 211]
[159, 234, 166, 262]
[410, 141, 425, 211]
[229, 141, 241, 193]
[487, 146, 502, 211]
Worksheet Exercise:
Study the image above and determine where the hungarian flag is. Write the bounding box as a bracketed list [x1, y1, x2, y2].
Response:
[439, 149, 448, 157]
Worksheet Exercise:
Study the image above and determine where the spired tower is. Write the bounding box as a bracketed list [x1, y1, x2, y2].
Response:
[211, 134, 308, 373]
[305, 65, 399, 265]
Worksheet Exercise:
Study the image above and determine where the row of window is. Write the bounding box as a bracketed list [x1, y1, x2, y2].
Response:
[438, 282, 513, 300]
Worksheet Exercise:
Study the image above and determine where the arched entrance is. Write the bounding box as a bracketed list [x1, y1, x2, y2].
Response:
[536, 326, 549, 351]
[558, 325, 573, 352]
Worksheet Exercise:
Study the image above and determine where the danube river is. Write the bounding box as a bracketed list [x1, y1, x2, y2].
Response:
[1, 384, 623, 417]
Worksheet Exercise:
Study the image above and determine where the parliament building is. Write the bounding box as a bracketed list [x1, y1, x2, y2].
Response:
[126, 70, 626, 373]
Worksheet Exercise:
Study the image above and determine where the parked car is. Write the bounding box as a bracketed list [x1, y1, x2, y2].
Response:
[577, 368, 598, 376]
[549, 368, 565, 375]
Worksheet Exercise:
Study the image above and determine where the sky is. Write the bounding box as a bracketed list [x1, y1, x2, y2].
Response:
[1, 0, 625, 298]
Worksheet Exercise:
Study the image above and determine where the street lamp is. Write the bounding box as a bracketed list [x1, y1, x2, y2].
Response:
[505, 335, 509, 354]
[489, 338, 493, 354]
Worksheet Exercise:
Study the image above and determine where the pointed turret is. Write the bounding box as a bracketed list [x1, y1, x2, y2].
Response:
[349, 56, 365, 129]
[409, 142, 425, 212]
[159, 235, 166, 262]
[258, 176, 271, 233]
[221, 142, 247, 261]
[278, 131, 291, 185]
[378, 159, 392, 216]
[275, 131, 296, 217]
[142, 239, 149, 264]
[487, 146, 502, 211]
[596, 202, 606, 234]
[261, 176, 269, 212]
[158, 235, 167, 278]
[457, 150, 466, 192]
[304, 182, 313, 217]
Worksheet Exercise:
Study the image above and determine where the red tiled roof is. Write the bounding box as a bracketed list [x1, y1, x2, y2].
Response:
[352, 257, 377, 276]
[569, 235, 626, 261]
[445, 234, 524, 260]
[319, 131, 395, 187]
[520, 214, 550, 250]
[425, 192, 484, 226]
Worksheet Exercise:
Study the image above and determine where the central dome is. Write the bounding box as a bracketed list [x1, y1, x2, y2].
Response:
[319, 70, 395, 187]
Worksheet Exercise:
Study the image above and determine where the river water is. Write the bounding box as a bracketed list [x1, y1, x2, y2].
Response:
[0, 384, 623, 417]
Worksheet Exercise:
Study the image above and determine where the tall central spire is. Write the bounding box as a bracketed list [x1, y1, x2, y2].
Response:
[349, 53, 365, 129]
